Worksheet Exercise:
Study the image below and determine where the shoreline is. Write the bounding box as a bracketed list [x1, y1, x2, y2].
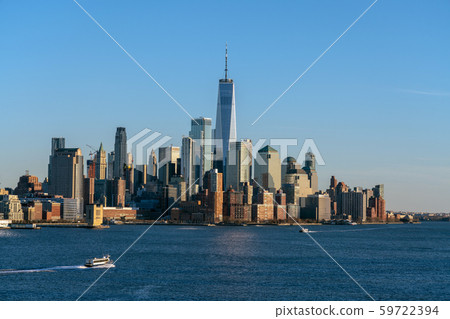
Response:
[0, 221, 422, 229]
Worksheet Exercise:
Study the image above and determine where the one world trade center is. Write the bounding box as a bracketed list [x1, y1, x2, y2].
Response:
[214, 44, 237, 175]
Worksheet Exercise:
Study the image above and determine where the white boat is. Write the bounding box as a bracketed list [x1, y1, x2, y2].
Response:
[299, 228, 310, 233]
[207, 224, 216, 227]
[85, 255, 112, 267]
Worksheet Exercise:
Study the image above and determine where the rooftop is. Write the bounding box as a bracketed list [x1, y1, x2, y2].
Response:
[258, 145, 278, 153]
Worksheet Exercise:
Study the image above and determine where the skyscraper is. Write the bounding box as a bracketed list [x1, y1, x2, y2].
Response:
[51, 137, 65, 156]
[113, 127, 127, 179]
[373, 184, 384, 198]
[148, 149, 157, 178]
[205, 168, 223, 223]
[214, 44, 237, 174]
[254, 145, 281, 194]
[225, 139, 252, 191]
[158, 145, 180, 186]
[106, 178, 126, 207]
[181, 136, 195, 198]
[281, 157, 313, 204]
[48, 137, 65, 183]
[124, 153, 134, 195]
[302, 152, 318, 192]
[189, 117, 213, 187]
[107, 151, 115, 180]
[86, 160, 96, 178]
[48, 148, 84, 199]
[95, 143, 107, 180]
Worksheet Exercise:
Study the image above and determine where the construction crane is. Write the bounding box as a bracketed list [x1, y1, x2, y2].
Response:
[86, 144, 98, 160]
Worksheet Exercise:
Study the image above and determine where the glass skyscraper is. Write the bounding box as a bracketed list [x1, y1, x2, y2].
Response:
[189, 117, 212, 187]
[48, 137, 65, 183]
[214, 45, 237, 174]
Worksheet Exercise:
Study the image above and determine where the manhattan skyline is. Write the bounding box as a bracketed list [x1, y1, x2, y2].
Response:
[0, 0, 449, 213]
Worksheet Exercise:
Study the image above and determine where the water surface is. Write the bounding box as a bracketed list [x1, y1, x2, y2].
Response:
[0, 222, 448, 301]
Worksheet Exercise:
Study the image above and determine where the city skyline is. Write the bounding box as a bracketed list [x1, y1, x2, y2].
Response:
[1, 0, 449, 213]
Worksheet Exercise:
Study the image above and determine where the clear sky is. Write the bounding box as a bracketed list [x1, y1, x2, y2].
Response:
[1, 0, 449, 213]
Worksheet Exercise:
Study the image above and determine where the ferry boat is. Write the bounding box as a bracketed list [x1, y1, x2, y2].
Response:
[85, 255, 112, 267]
[299, 228, 310, 233]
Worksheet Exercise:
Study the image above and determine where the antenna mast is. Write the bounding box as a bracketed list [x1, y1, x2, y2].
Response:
[225, 42, 228, 80]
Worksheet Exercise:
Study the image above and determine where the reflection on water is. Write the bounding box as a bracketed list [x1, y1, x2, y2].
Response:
[213, 228, 257, 257]
[0, 223, 448, 300]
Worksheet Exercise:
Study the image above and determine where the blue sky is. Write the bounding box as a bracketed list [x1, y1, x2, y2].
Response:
[1, 0, 449, 212]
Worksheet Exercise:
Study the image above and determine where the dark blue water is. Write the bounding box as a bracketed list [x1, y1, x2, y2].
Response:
[0, 222, 448, 301]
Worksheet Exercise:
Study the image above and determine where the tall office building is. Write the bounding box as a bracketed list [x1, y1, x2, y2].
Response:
[225, 139, 252, 191]
[254, 145, 281, 193]
[95, 143, 107, 180]
[83, 177, 95, 205]
[48, 148, 84, 200]
[106, 178, 125, 207]
[134, 164, 147, 192]
[148, 149, 157, 178]
[373, 184, 384, 198]
[113, 127, 127, 179]
[48, 137, 65, 183]
[51, 137, 65, 155]
[204, 169, 223, 223]
[181, 137, 196, 198]
[339, 190, 366, 222]
[214, 44, 237, 174]
[107, 151, 115, 180]
[302, 152, 318, 192]
[189, 117, 213, 187]
[86, 160, 95, 178]
[158, 146, 180, 186]
[299, 194, 331, 221]
[124, 153, 134, 195]
[281, 157, 313, 204]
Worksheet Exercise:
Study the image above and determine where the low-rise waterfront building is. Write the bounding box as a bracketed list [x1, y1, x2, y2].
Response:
[0, 195, 24, 221]
[102, 207, 137, 221]
[86, 204, 103, 226]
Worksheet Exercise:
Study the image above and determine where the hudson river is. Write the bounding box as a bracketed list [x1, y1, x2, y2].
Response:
[0, 222, 449, 300]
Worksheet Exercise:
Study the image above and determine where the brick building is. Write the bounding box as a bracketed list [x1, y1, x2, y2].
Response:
[252, 190, 274, 222]
[103, 207, 137, 221]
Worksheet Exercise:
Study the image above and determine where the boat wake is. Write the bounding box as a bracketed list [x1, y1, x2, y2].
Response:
[0, 263, 115, 275]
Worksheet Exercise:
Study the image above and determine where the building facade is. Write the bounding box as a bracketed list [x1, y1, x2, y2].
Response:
[181, 136, 196, 198]
[48, 148, 84, 200]
[113, 127, 127, 179]
[107, 151, 115, 180]
[254, 145, 281, 193]
[214, 45, 237, 174]
[158, 145, 180, 186]
[0, 195, 24, 220]
[95, 143, 107, 180]
[225, 139, 252, 191]
[189, 117, 213, 187]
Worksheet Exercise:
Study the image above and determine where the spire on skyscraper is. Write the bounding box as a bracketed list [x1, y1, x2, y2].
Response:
[225, 42, 228, 80]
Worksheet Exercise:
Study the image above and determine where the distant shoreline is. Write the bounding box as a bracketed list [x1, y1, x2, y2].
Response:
[0, 220, 425, 229]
